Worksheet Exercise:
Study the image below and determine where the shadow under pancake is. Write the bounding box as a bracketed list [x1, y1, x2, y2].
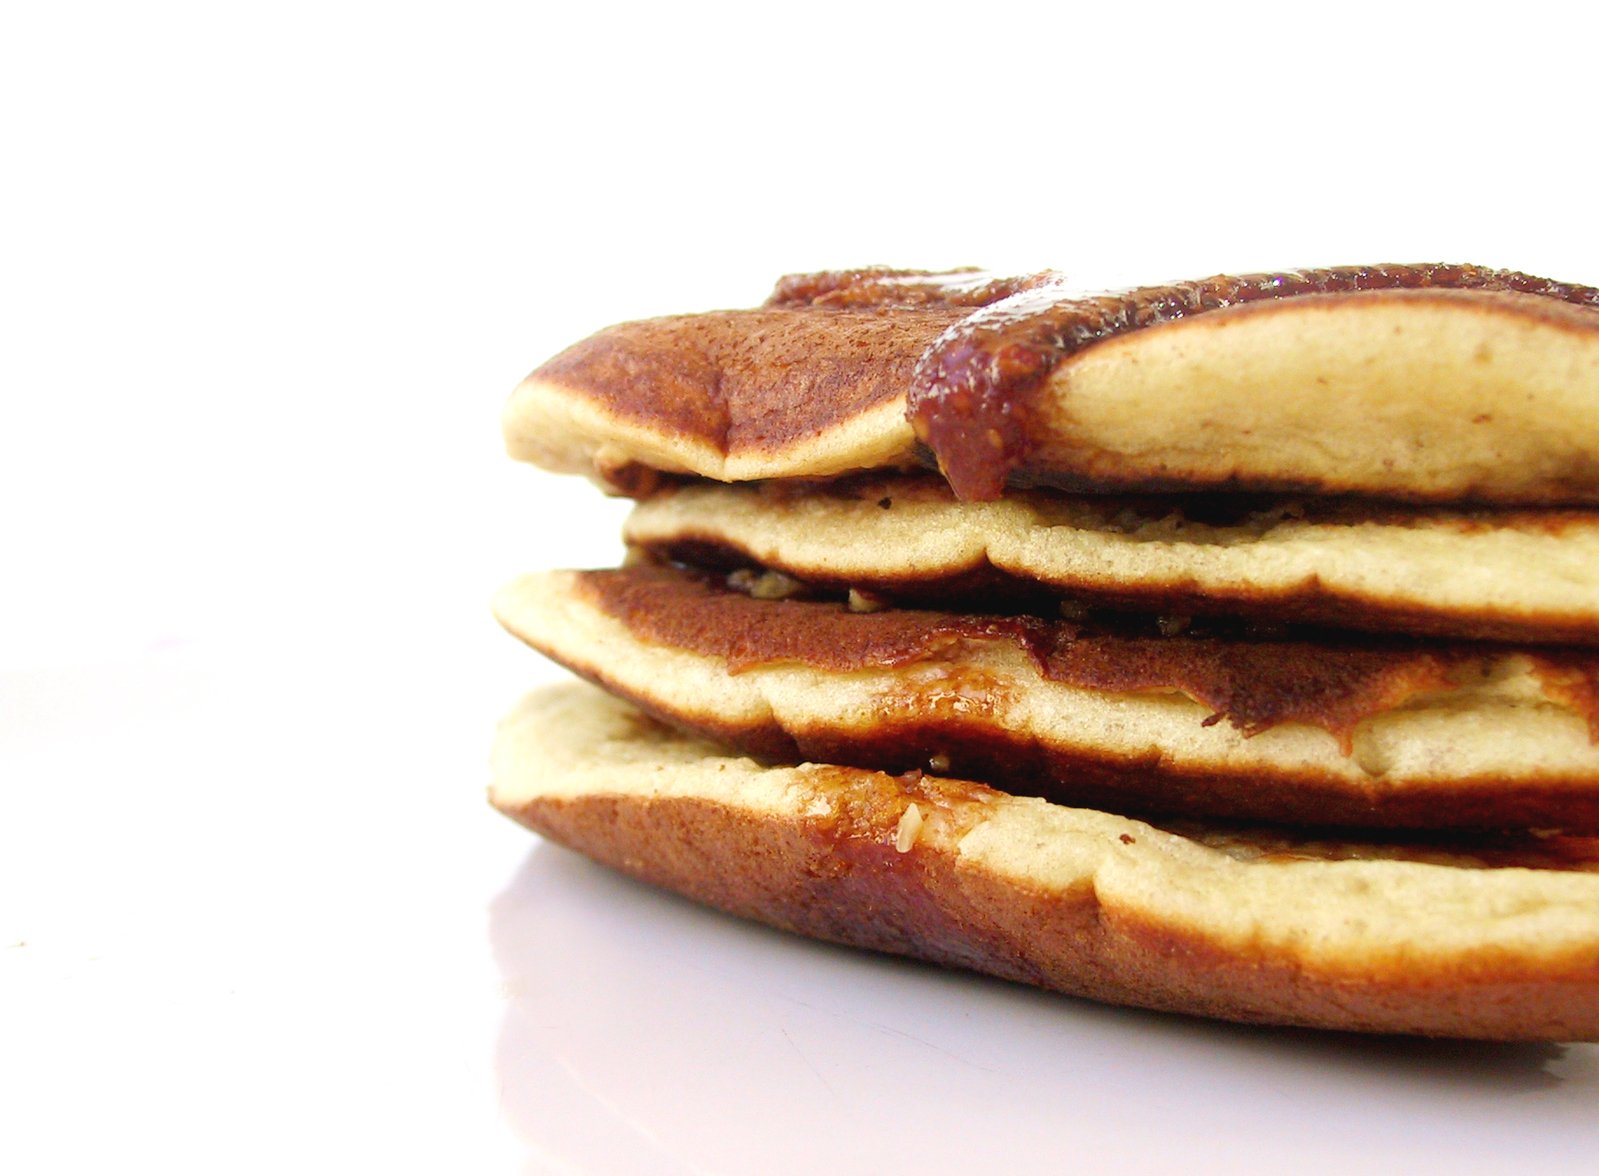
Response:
[491, 843, 1599, 1176]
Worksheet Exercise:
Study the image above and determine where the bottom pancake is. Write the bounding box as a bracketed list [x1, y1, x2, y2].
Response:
[491, 681, 1599, 1040]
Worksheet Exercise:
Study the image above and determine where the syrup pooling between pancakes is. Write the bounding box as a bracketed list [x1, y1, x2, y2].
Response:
[766, 264, 1599, 501]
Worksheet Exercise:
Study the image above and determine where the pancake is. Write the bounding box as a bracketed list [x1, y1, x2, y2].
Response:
[492, 566, 1599, 832]
[503, 305, 932, 494]
[491, 681, 1599, 1040]
[624, 475, 1599, 645]
[504, 264, 1599, 504]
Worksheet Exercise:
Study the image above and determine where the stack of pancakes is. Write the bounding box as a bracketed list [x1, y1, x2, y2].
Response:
[492, 265, 1599, 1039]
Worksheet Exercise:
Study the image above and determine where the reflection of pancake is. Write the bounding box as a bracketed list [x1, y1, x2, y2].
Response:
[505, 266, 1599, 503]
[492, 566, 1599, 832]
[491, 681, 1599, 1040]
[624, 475, 1599, 645]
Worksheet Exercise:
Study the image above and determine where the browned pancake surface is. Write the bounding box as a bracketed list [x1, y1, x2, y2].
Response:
[494, 565, 1599, 831]
[532, 306, 958, 460]
[576, 564, 1599, 744]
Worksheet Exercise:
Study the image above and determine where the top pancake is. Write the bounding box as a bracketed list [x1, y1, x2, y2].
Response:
[504, 264, 1599, 503]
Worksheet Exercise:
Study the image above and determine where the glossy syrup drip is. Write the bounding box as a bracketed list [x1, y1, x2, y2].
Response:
[777, 263, 1599, 502]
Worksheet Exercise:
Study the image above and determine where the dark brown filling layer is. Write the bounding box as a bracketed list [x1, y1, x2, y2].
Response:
[574, 564, 1599, 744]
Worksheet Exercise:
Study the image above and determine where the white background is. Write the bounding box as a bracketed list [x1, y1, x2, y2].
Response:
[6, 3, 1599, 1172]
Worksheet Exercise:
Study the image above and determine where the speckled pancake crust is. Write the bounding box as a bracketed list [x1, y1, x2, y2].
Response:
[492, 567, 1599, 832]
[491, 682, 1599, 1040]
[625, 476, 1599, 645]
